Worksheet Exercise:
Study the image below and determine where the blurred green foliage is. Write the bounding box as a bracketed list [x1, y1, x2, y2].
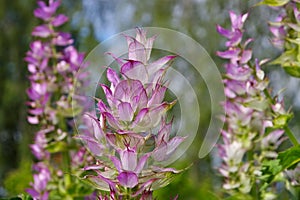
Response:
[3, 161, 32, 196]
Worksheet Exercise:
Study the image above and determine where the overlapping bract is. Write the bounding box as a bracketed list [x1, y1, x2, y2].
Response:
[79, 29, 185, 199]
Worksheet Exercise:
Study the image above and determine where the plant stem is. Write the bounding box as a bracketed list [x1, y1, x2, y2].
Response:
[284, 126, 299, 146]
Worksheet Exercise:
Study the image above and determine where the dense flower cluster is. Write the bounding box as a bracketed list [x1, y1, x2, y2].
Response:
[25, 0, 92, 199]
[269, 0, 300, 188]
[217, 11, 292, 199]
[269, 1, 300, 77]
[79, 29, 184, 199]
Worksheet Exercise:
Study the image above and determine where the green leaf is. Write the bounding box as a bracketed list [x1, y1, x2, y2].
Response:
[271, 49, 296, 66]
[262, 160, 282, 175]
[286, 38, 300, 45]
[46, 141, 68, 153]
[244, 98, 268, 112]
[283, 65, 300, 78]
[278, 145, 300, 169]
[273, 113, 293, 128]
[0, 194, 33, 200]
[256, 0, 289, 6]
[225, 194, 253, 200]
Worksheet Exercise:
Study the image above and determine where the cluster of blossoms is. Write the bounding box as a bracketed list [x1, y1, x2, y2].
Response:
[217, 11, 293, 199]
[25, 0, 94, 199]
[79, 29, 184, 199]
[269, 0, 300, 77]
[269, 0, 300, 188]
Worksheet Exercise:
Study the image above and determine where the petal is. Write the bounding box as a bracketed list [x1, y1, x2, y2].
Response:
[101, 84, 116, 108]
[119, 148, 137, 171]
[148, 85, 167, 107]
[135, 28, 147, 44]
[157, 119, 172, 143]
[135, 153, 150, 173]
[29, 108, 44, 115]
[147, 55, 176, 78]
[83, 113, 104, 141]
[84, 174, 113, 191]
[121, 60, 148, 83]
[117, 172, 138, 188]
[131, 108, 149, 130]
[102, 112, 120, 130]
[216, 25, 232, 38]
[240, 49, 252, 64]
[166, 136, 185, 155]
[118, 102, 134, 121]
[26, 188, 39, 198]
[97, 99, 109, 113]
[52, 32, 73, 46]
[152, 141, 168, 162]
[132, 179, 156, 197]
[106, 52, 125, 66]
[107, 68, 120, 87]
[76, 135, 104, 157]
[114, 80, 148, 111]
[225, 30, 242, 47]
[27, 116, 39, 124]
[145, 35, 156, 61]
[51, 14, 68, 27]
[32, 25, 53, 38]
[216, 49, 240, 59]
[128, 39, 147, 63]
[110, 156, 122, 172]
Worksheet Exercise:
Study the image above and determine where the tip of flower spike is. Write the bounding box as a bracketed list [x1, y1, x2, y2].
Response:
[228, 11, 248, 29]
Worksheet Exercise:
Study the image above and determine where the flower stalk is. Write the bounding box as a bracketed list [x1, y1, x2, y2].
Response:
[78, 28, 185, 199]
[217, 10, 292, 199]
[25, 0, 94, 199]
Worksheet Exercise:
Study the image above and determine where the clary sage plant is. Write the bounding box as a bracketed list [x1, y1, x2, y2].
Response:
[78, 29, 185, 199]
[21, 0, 300, 199]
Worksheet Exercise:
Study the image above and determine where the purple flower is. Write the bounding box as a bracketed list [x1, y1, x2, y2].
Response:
[34, 0, 61, 21]
[217, 11, 290, 196]
[32, 25, 53, 38]
[80, 28, 185, 198]
[51, 14, 68, 27]
[26, 163, 51, 200]
[26, 0, 93, 198]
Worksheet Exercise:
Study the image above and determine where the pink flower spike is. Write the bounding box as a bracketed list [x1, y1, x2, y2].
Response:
[229, 11, 248, 29]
